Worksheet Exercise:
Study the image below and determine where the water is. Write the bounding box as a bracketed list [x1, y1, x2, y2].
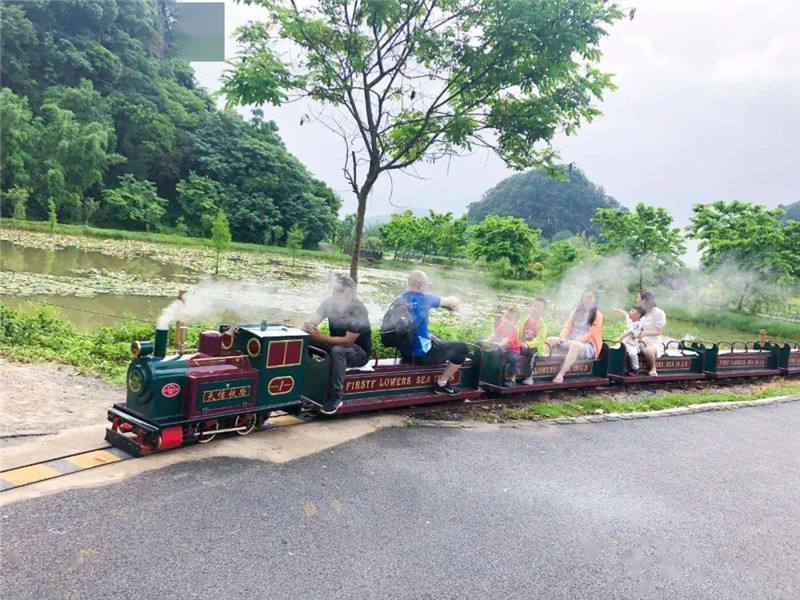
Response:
[0, 237, 781, 342]
[0, 239, 191, 279]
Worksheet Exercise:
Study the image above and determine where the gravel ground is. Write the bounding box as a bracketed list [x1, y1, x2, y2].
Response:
[0, 358, 119, 443]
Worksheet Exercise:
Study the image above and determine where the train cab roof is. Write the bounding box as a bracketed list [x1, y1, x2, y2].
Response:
[238, 324, 309, 338]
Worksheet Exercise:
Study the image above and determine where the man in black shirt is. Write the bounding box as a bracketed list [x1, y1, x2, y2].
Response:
[301, 274, 372, 414]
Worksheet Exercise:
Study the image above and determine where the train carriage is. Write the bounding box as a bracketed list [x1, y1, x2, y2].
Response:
[758, 342, 800, 376]
[302, 345, 483, 413]
[608, 341, 705, 383]
[701, 342, 781, 379]
[479, 343, 610, 395]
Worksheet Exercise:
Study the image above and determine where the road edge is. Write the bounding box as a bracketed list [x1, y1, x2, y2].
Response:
[416, 394, 800, 428]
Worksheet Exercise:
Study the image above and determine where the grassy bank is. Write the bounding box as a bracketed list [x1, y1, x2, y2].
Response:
[0, 303, 206, 386]
[0, 303, 491, 383]
[497, 381, 800, 421]
[1, 218, 351, 265]
[665, 305, 800, 341]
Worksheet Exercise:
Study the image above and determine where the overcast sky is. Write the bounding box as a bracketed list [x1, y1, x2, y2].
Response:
[189, 0, 800, 228]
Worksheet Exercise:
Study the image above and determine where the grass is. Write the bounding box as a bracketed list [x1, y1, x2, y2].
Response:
[665, 305, 800, 341]
[1, 218, 352, 265]
[498, 381, 800, 421]
[0, 302, 209, 387]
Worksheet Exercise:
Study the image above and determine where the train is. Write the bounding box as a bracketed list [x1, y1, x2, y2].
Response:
[106, 323, 799, 456]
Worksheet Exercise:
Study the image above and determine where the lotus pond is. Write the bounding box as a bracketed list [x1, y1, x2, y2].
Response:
[0, 226, 782, 344]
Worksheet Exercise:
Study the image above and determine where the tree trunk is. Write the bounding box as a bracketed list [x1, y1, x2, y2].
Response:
[349, 186, 372, 283]
[737, 282, 749, 312]
[215, 249, 220, 276]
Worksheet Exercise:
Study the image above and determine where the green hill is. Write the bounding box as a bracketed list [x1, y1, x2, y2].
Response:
[0, 0, 338, 244]
[778, 201, 800, 221]
[467, 167, 622, 238]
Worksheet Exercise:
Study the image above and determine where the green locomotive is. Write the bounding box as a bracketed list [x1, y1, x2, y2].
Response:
[107, 323, 308, 456]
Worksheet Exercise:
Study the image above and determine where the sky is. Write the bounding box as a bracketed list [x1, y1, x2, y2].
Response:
[188, 0, 800, 231]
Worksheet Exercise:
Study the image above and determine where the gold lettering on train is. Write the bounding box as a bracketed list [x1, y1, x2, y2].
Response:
[202, 385, 251, 403]
[343, 370, 462, 393]
[717, 356, 768, 368]
[534, 361, 592, 377]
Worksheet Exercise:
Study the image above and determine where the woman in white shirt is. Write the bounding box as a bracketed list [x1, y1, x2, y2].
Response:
[637, 289, 666, 376]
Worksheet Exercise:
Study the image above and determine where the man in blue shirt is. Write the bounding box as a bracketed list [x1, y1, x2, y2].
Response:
[399, 270, 467, 395]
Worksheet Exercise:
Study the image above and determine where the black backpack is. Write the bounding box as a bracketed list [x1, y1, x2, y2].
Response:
[380, 295, 416, 349]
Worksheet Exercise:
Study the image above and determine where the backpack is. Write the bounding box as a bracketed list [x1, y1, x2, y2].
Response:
[380, 295, 416, 349]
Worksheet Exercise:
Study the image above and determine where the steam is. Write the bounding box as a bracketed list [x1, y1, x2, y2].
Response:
[154, 254, 794, 343]
[155, 273, 390, 330]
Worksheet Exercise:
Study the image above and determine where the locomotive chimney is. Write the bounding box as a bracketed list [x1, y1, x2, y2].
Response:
[154, 328, 168, 358]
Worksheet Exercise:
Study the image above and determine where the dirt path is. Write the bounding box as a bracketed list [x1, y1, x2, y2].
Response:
[0, 358, 120, 444]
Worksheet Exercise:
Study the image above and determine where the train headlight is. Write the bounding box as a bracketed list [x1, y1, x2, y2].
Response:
[128, 369, 144, 394]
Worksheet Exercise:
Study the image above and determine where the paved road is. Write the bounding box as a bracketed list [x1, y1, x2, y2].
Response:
[3, 402, 799, 599]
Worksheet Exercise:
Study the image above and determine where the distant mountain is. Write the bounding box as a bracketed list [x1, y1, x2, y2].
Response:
[778, 201, 800, 221]
[365, 208, 428, 228]
[467, 167, 623, 239]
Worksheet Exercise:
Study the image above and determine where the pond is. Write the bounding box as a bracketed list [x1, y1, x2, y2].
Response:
[0, 230, 780, 344]
[0, 233, 528, 332]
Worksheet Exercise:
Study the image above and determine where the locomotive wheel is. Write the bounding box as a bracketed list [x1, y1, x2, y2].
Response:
[235, 413, 257, 436]
[198, 421, 220, 444]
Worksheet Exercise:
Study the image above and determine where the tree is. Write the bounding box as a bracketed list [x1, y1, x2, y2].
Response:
[332, 213, 357, 253]
[379, 210, 420, 260]
[4, 187, 29, 221]
[688, 201, 794, 312]
[592, 203, 685, 288]
[223, 0, 624, 281]
[1, 1, 337, 242]
[286, 224, 305, 267]
[210, 209, 232, 276]
[440, 215, 468, 259]
[468, 215, 541, 279]
[541, 235, 599, 282]
[102, 174, 166, 231]
[47, 197, 57, 236]
[414, 211, 451, 262]
[175, 171, 220, 236]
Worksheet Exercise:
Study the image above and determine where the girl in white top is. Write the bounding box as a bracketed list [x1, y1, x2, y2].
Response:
[637, 290, 667, 376]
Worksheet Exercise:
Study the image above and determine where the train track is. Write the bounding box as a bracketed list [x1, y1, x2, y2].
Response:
[0, 413, 308, 492]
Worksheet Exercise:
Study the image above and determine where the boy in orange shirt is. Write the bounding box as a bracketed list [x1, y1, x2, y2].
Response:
[485, 308, 522, 387]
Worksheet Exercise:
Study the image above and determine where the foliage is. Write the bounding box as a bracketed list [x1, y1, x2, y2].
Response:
[286, 224, 305, 266]
[102, 174, 166, 232]
[664, 305, 800, 342]
[0, 0, 337, 244]
[468, 215, 541, 279]
[3, 186, 29, 220]
[223, 0, 624, 280]
[210, 209, 232, 276]
[688, 201, 797, 312]
[175, 171, 220, 236]
[47, 197, 57, 236]
[592, 202, 685, 288]
[541, 235, 599, 281]
[0, 303, 204, 386]
[467, 166, 623, 238]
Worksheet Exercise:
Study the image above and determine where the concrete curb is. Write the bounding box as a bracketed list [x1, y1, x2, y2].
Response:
[414, 394, 800, 428]
[549, 394, 800, 425]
